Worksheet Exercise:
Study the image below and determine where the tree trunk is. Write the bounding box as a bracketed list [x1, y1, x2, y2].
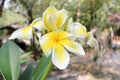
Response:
[0, 0, 5, 17]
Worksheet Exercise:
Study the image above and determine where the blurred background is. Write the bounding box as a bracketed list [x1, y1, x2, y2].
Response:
[0, 0, 120, 80]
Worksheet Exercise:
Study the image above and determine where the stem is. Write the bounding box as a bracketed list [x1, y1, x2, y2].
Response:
[32, 34, 36, 51]
[41, 60, 53, 80]
[31, 28, 39, 60]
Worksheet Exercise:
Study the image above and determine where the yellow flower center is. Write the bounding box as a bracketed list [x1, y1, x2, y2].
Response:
[54, 32, 61, 43]
[55, 37, 59, 42]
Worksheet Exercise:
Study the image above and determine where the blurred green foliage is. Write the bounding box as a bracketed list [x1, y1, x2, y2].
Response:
[0, 0, 120, 29]
[0, 10, 27, 27]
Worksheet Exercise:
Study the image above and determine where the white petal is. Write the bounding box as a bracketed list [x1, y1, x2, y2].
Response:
[30, 18, 46, 31]
[60, 39, 85, 55]
[57, 30, 73, 40]
[9, 27, 32, 40]
[43, 6, 58, 31]
[57, 9, 68, 27]
[46, 15, 57, 31]
[52, 43, 70, 70]
[87, 35, 99, 51]
[69, 22, 87, 38]
[39, 33, 55, 56]
[66, 18, 73, 31]
[9, 29, 22, 39]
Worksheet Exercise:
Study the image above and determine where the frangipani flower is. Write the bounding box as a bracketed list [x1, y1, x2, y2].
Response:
[43, 6, 67, 31]
[68, 22, 99, 51]
[9, 25, 33, 40]
[39, 30, 85, 70]
[9, 18, 44, 40]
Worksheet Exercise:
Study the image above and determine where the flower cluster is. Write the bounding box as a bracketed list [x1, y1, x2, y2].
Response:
[9, 6, 98, 70]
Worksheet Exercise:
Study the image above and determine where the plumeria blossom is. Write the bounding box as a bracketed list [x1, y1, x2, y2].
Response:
[8, 6, 87, 70]
[43, 6, 67, 31]
[39, 30, 85, 70]
[9, 18, 45, 40]
[68, 22, 99, 51]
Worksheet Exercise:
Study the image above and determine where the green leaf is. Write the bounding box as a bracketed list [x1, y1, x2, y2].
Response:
[20, 58, 31, 64]
[30, 55, 53, 80]
[19, 63, 34, 80]
[20, 51, 32, 59]
[0, 40, 20, 80]
[20, 51, 32, 64]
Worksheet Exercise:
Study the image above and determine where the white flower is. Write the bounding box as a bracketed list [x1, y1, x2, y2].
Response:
[43, 6, 67, 31]
[9, 18, 45, 40]
[68, 22, 99, 50]
[39, 30, 85, 70]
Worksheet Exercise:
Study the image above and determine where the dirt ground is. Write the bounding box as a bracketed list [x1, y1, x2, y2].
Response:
[47, 50, 120, 80]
